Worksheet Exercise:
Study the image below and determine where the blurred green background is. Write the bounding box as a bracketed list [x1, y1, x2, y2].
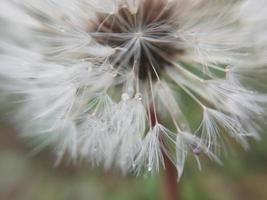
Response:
[1, 124, 267, 200]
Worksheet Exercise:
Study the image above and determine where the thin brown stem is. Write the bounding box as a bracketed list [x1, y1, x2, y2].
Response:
[149, 106, 180, 200]
[163, 154, 180, 200]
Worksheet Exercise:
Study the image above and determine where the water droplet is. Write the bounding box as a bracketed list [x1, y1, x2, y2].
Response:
[59, 27, 66, 33]
[148, 164, 152, 172]
[121, 93, 130, 101]
[112, 71, 117, 77]
[191, 144, 201, 155]
[130, 8, 138, 14]
[132, 162, 136, 168]
[135, 93, 142, 100]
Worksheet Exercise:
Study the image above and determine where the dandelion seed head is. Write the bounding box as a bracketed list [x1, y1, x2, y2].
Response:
[0, 0, 267, 179]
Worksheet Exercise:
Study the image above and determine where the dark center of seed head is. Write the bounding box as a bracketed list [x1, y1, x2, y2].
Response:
[92, 0, 184, 80]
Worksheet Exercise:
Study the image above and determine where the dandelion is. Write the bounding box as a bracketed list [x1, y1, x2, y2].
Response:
[0, 0, 266, 179]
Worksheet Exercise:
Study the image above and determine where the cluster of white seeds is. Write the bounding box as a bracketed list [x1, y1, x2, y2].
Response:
[0, 0, 266, 179]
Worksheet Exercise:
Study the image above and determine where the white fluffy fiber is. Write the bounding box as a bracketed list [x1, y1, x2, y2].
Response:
[0, 0, 266, 179]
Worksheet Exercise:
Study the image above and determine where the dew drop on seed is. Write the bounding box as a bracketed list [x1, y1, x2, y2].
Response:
[135, 93, 142, 100]
[112, 71, 118, 77]
[121, 93, 130, 100]
[59, 27, 66, 33]
[191, 144, 202, 155]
